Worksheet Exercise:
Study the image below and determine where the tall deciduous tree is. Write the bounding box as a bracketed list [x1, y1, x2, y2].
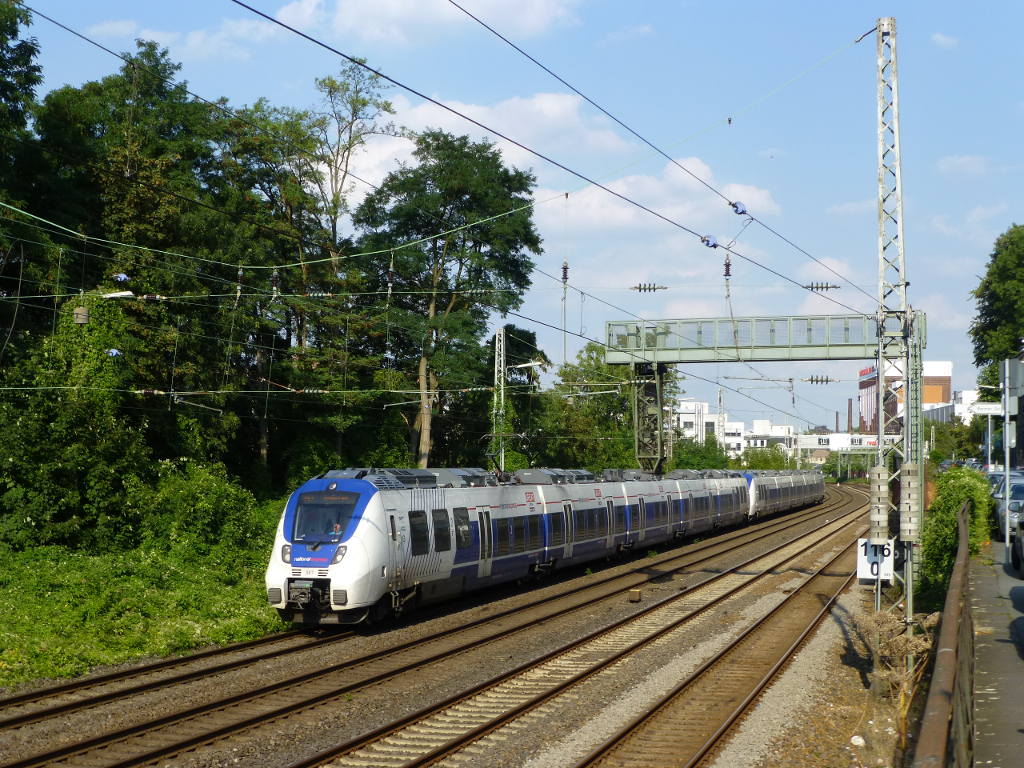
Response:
[354, 131, 541, 466]
[309, 61, 396, 253]
[534, 343, 636, 472]
[970, 223, 1024, 381]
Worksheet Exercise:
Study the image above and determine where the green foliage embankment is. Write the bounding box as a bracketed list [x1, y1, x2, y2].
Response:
[918, 466, 991, 608]
[0, 468, 287, 689]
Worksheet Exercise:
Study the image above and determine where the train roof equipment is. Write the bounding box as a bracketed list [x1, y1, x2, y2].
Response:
[602, 468, 657, 482]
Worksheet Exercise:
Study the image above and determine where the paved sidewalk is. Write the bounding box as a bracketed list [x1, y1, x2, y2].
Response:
[971, 540, 1024, 767]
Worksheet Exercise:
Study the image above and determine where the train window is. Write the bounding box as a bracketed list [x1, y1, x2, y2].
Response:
[495, 519, 510, 556]
[550, 512, 565, 546]
[528, 515, 542, 549]
[614, 505, 626, 534]
[453, 507, 471, 550]
[597, 506, 607, 537]
[409, 510, 429, 556]
[639, 498, 647, 527]
[514, 517, 528, 552]
[293, 490, 361, 541]
[389, 515, 397, 541]
[432, 509, 451, 552]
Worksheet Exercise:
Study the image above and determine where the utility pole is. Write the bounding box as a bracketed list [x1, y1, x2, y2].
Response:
[717, 388, 725, 450]
[492, 326, 506, 472]
[871, 17, 919, 618]
[561, 260, 568, 366]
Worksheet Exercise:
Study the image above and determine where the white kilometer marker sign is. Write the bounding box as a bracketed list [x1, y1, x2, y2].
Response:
[857, 538, 895, 581]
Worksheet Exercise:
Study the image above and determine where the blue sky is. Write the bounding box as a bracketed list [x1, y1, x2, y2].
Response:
[21, 0, 1024, 431]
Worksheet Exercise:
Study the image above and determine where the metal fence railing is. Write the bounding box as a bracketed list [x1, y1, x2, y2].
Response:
[911, 498, 974, 768]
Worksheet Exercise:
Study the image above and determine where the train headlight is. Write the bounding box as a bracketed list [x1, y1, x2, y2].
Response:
[332, 545, 347, 565]
[281, 544, 292, 563]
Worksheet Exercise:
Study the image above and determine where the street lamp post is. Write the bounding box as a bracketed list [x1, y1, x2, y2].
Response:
[1005, 359, 1011, 559]
[979, 383, 1002, 471]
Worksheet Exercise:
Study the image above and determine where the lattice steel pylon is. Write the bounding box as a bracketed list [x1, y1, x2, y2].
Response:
[632, 361, 667, 474]
[872, 16, 912, 544]
[492, 326, 506, 472]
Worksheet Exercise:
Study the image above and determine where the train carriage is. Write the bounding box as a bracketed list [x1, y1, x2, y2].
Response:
[265, 466, 825, 626]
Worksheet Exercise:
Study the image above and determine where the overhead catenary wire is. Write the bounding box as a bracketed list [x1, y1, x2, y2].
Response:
[15, 1, 873, 331]
[227, 0, 867, 318]
[448, 0, 880, 306]
[8, 7, 839, 429]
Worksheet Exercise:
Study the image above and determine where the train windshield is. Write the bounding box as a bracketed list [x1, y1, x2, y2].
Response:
[293, 491, 361, 542]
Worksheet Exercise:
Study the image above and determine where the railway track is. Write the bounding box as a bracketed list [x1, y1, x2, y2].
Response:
[575, 542, 858, 768]
[0, 488, 855, 734]
[274, 496, 865, 768]
[0, 486, 865, 768]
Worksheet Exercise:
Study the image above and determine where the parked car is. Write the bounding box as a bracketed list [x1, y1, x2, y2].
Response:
[992, 471, 1024, 499]
[995, 480, 1024, 541]
[1012, 518, 1023, 573]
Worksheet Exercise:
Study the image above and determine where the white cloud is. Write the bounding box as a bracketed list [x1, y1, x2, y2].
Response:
[937, 154, 988, 175]
[916, 292, 972, 330]
[930, 214, 958, 237]
[85, 19, 141, 38]
[84, 16, 278, 61]
[826, 199, 874, 215]
[966, 203, 1008, 225]
[531, 156, 778, 237]
[931, 32, 958, 48]
[328, 0, 582, 45]
[722, 183, 780, 217]
[84, 19, 179, 48]
[382, 91, 632, 175]
[177, 19, 279, 60]
[277, 0, 326, 30]
[600, 24, 654, 46]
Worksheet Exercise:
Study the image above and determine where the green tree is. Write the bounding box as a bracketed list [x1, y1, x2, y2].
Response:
[0, 1, 41, 197]
[970, 224, 1024, 382]
[0, 297, 153, 550]
[668, 436, 729, 470]
[532, 343, 635, 472]
[925, 417, 983, 464]
[309, 61, 397, 251]
[734, 444, 796, 470]
[354, 130, 541, 467]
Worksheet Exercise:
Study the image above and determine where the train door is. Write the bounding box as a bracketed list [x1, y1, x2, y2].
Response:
[562, 501, 573, 559]
[637, 497, 647, 543]
[477, 506, 493, 579]
[403, 488, 446, 582]
[384, 503, 406, 591]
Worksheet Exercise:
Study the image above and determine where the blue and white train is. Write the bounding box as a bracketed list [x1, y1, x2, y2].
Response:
[265, 466, 825, 625]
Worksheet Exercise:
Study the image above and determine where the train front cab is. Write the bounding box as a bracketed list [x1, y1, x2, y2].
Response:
[266, 478, 392, 625]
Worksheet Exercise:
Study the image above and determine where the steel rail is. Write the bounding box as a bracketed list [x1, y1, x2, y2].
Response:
[282, 504, 868, 768]
[0, 491, 861, 768]
[0, 492, 848, 732]
[575, 539, 860, 768]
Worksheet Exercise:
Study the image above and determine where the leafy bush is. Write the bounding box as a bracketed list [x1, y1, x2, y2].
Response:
[0, 509, 289, 688]
[919, 467, 990, 605]
[125, 460, 257, 554]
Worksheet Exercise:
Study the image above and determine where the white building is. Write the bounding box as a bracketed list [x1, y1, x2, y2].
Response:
[673, 399, 745, 458]
[744, 419, 797, 457]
